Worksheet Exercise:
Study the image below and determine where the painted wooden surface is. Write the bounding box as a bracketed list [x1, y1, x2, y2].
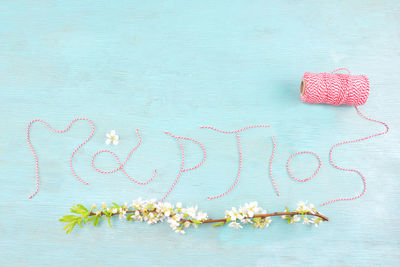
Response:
[1, 1, 399, 266]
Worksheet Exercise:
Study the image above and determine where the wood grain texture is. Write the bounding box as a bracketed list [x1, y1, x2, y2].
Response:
[0, 1, 399, 266]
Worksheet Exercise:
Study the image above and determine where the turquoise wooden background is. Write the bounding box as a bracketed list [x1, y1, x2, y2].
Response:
[1, 1, 399, 266]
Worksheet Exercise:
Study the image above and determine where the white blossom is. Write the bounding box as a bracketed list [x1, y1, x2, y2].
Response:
[229, 222, 243, 229]
[155, 202, 173, 217]
[106, 130, 119, 145]
[253, 217, 271, 228]
[195, 211, 208, 221]
[132, 198, 143, 208]
[225, 207, 239, 221]
[264, 217, 272, 227]
[175, 229, 185, 234]
[225, 202, 263, 224]
[311, 217, 323, 227]
[295, 201, 317, 214]
[119, 208, 126, 220]
[240, 201, 261, 218]
[303, 216, 311, 225]
[182, 205, 198, 218]
[167, 217, 180, 230]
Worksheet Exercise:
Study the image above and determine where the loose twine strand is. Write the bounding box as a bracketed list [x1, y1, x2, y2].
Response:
[298, 69, 389, 205]
[321, 106, 389, 206]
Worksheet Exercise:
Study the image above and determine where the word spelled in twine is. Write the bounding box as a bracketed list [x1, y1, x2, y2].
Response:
[26, 69, 389, 207]
[91, 129, 157, 185]
[27, 118, 95, 199]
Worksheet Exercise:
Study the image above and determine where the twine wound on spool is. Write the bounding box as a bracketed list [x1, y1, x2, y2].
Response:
[300, 69, 369, 106]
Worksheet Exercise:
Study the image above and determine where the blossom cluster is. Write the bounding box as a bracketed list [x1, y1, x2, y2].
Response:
[102, 198, 209, 234]
[224, 201, 272, 229]
[105, 130, 119, 145]
[281, 201, 323, 227]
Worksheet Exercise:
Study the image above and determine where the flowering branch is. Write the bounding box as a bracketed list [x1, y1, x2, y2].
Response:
[60, 199, 328, 234]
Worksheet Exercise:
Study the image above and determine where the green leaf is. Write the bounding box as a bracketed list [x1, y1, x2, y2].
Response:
[108, 216, 112, 227]
[70, 205, 88, 215]
[87, 216, 97, 222]
[253, 217, 261, 223]
[77, 204, 88, 212]
[70, 207, 79, 214]
[94, 217, 100, 227]
[77, 218, 83, 227]
[192, 220, 202, 225]
[63, 221, 76, 231]
[59, 215, 79, 222]
[212, 222, 225, 227]
[66, 222, 77, 234]
[127, 214, 134, 221]
[111, 202, 120, 209]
